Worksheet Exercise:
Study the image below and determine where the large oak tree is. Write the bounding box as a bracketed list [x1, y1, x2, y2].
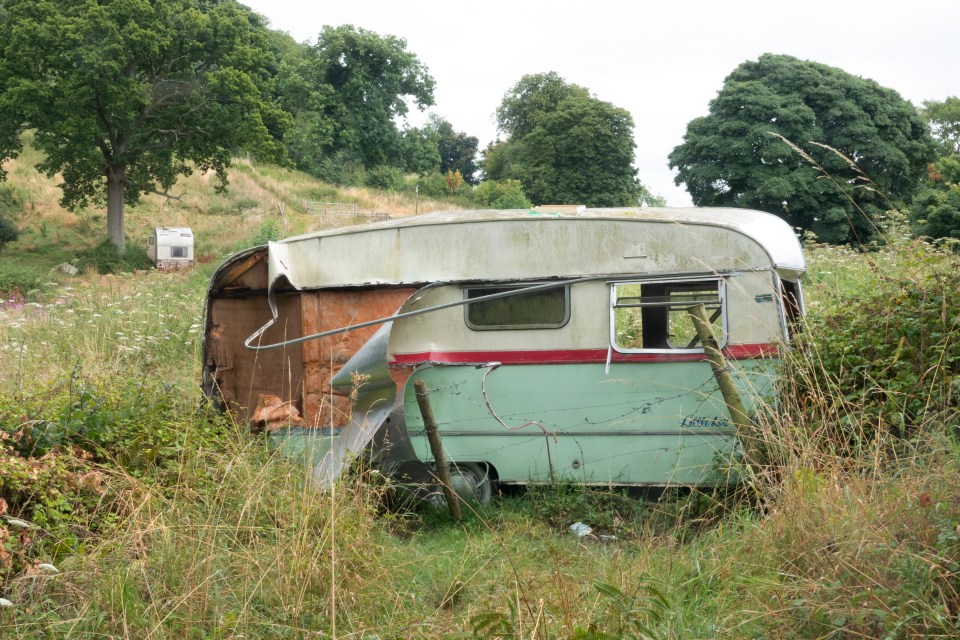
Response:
[669, 54, 935, 243]
[0, 0, 288, 252]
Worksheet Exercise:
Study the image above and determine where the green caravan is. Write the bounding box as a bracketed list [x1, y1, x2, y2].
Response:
[201, 207, 805, 499]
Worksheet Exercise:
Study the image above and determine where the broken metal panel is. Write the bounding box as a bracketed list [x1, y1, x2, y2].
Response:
[312, 322, 422, 486]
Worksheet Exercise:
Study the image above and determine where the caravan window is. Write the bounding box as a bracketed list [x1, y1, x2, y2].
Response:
[171, 246, 188, 258]
[464, 284, 569, 330]
[611, 279, 725, 352]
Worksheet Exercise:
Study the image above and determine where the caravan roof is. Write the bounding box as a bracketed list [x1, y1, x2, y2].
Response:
[262, 208, 805, 292]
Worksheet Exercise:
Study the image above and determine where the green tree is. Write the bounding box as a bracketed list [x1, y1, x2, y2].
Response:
[310, 25, 434, 169]
[430, 116, 479, 184]
[669, 54, 935, 244]
[0, 0, 289, 253]
[398, 125, 441, 175]
[910, 155, 960, 240]
[909, 97, 960, 239]
[922, 96, 960, 154]
[270, 31, 336, 177]
[485, 72, 652, 207]
[495, 72, 589, 140]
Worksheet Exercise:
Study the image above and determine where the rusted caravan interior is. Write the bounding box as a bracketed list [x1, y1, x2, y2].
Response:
[203, 246, 415, 429]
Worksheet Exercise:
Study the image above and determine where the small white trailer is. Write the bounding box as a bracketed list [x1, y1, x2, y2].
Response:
[147, 227, 194, 269]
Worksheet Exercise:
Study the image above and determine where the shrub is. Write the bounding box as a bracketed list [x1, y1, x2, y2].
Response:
[251, 218, 283, 245]
[315, 150, 366, 186]
[76, 239, 154, 274]
[0, 263, 42, 295]
[363, 164, 405, 191]
[471, 179, 532, 209]
[782, 241, 960, 449]
[412, 172, 454, 198]
[0, 214, 19, 252]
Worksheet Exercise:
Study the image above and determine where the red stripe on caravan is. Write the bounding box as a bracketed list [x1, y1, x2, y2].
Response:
[389, 343, 777, 366]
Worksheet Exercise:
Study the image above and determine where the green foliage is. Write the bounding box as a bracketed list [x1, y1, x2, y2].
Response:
[485, 72, 652, 207]
[0, 215, 18, 252]
[910, 153, 960, 240]
[922, 96, 960, 154]
[495, 71, 590, 140]
[364, 165, 406, 192]
[669, 54, 936, 243]
[525, 482, 647, 535]
[0, 0, 290, 251]
[398, 125, 441, 175]
[793, 242, 960, 440]
[471, 179, 532, 209]
[279, 24, 435, 177]
[76, 239, 153, 275]
[251, 218, 283, 246]
[430, 115, 480, 183]
[314, 149, 368, 186]
[414, 172, 455, 198]
[472, 579, 670, 640]
[0, 263, 42, 295]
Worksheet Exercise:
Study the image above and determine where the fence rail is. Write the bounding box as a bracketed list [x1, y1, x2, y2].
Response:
[304, 201, 390, 225]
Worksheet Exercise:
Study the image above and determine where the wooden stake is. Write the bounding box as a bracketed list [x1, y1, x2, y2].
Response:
[414, 379, 462, 521]
[687, 303, 767, 468]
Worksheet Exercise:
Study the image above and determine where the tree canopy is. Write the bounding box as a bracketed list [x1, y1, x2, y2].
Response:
[430, 116, 479, 184]
[484, 72, 654, 207]
[669, 54, 936, 243]
[0, 0, 290, 252]
[922, 96, 960, 155]
[910, 97, 960, 240]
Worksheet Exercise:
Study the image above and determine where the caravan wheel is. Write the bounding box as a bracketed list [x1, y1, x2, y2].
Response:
[448, 462, 493, 505]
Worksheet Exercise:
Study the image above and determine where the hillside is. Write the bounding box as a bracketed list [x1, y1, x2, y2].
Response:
[1, 151, 959, 638]
[0, 133, 457, 281]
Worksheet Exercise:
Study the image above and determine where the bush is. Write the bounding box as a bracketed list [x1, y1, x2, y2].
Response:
[471, 179, 532, 209]
[0, 214, 19, 251]
[789, 241, 960, 443]
[76, 239, 154, 274]
[363, 165, 405, 191]
[0, 263, 43, 295]
[250, 218, 283, 245]
[411, 172, 453, 198]
[315, 150, 366, 186]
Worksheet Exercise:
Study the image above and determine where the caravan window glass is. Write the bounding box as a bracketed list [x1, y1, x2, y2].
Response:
[171, 246, 187, 258]
[464, 284, 569, 330]
[611, 279, 725, 352]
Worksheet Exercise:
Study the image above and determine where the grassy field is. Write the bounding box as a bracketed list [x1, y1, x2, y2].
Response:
[1, 154, 959, 639]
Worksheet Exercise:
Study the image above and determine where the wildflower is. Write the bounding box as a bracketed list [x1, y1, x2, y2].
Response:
[0, 597, 12, 607]
[37, 563, 59, 574]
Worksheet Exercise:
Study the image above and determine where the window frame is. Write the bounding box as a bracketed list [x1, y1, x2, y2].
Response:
[462, 282, 571, 331]
[170, 245, 188, 258]
[609, 276, 727, 354]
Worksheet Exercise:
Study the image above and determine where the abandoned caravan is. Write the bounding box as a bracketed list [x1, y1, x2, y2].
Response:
[201, 207, 806, 499]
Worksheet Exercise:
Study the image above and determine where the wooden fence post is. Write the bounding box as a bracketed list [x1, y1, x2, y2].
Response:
[414, 379, 462, 521]
[687, 303, 767, 469]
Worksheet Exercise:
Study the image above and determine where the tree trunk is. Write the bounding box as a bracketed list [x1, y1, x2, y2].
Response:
[106, 167, 125, 254]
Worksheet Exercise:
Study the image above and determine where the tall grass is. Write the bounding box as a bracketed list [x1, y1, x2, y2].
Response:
[2, 144, 959, 636]
[1, 240, 958, 638]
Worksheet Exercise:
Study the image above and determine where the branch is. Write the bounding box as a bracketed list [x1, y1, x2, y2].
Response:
[146, 187, 186, 201]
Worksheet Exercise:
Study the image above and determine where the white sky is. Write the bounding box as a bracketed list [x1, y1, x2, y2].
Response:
[240, 0, 960, 206]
